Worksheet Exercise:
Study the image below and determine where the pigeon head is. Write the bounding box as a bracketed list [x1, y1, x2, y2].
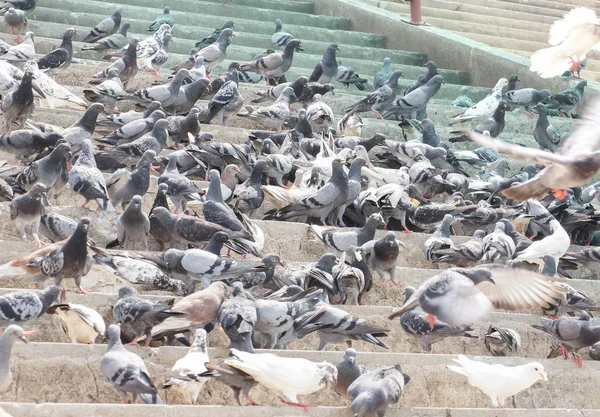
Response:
[577, 80, 587, 89]
[423, 60, 437, 71]
[541, 255, 557, 277]
[191, 328, 208, 353]
[458, 86, 468, 96]
[329, 43, 340, 52]
[107, 324, 122, 345]
[384, 231, 398, 243]
[219, 28, 235, 40]
[279, 86, 296, 100]
[126, 194, 143, 212]
[317, 253, 339, 272]
[118, 285, 138, 299]
[163, 6, 170, 13]
[149, 207, 175, 229]
[63, 28, 77, 40]
[317, 362, 337, 385]
[427, 75, 444, 88]
[383, 57, 391, 66]
[50, 142, 72, 160]
[351, 391, 381, 417]
[29, 183, 48, 197]
[348, 157, 366, 179]
[539, 89, 551, 100]
[523, 362, 547, 382]
[157, 182, 169, 196]
[231, 281, 244, 296]
[1, 325, 31, 345]
[497, 100, 508, 111]
[223, 20, 235, 29]
[77, 217, 91, 235]
[120, 23, 131, 35]
[371, 134, 386, 146]
[41, 285, 60, 309]
[164, 248, 185, 269]
[211, 231, 230, 245]
[342, 348, 358, 364]
[263, 253, 284, 267]
[473, 230, 486, 240]
[193, 56, 205, 67]
[139, 150, 157, 167]
[387, 71, 404, 84]
[323, 83, 335, 94]
[21, 71, 34, 82]
[106, 68, 121, 79]
[173, 69, 191, 83]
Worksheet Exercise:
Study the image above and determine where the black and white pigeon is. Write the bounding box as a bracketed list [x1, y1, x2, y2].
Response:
[334, 348, 366, 398]
[27, 217, 93, 294]
[16, 142, 71, 199]
[82, 7, 122, 43]
[10, 183, 47, 246]
[83, 23, 130, 52]
[101, 324, 160, 403]
[449, 100, 507, 143]
[347, 364, 410, 417]
[332, 251, 365, 305]
[381, 75, 444, 121]
[423, 213, 453, 269]
[311, 213, 385, 255]
[1, 70, 34, 131]
[98, 110, 165, 146]
[39, 212, 77, 242]
[36, 27, 76, 77]
[117, 195, 150, 250]
[115, 119, 169, 156]
[482, 222, 515, 264]
[361, 231, 404, 285]
[0, 286, 58, 326]
[106, 150, 156, 209]
[68, 139, 110, 210]
[113, 285, 183, 346]
[158, 155, 203, 213]
[91, 38, 139, 89]
[336, 61, 368, 91]
[218, 282, 257, 353]
[484, 324, 521, 356]
[388, 265, 566, 327]
[205, 70, 243, 126]
[309, 44, 339, 84]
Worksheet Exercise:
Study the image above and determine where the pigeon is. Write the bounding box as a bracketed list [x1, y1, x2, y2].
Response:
[218, 282, 257, 353]
[162, 329, 210, 404]
[106, 150, 156, 208]
[0, 0, 37, 13]
[4, 7, 26, 42]
[482, 222, 515, 264]
[447, 355, 547, 408]
[346, 70, 403, 118]
[336, 61, 368, 91]
[116, 119, 169, 156]
[10, 183, 46, 246]
[466, 94, 600, 201]
[305, 93, 334, 132]
[36, 27, 76, 77]
[504, 88, 551, 114]
[68, 139, 110, 210]
[82, 23, 130, 52]
[26, 217, 93, 294]
[82, 7, 122, 43]
[449, 100, 507, 143]
[484, 325, 521, 356]
[514, 219, 570, 267]
[158, 155, 203, 213]
[46, 303, 105, 344]
[113, 285, 183, 346]
[404, 61, 438, 96]
[0, 286, 58, 327]
[530, 7, 600, 78]
[197, 358, 258, 406]
[124, 69, 190, 108]
[39, 213, 76, 243]
[225, 348, 337, 412]
[101, 324, 159, 404]
[148, 6, 173, 32]
[0, 31, 34, 67]
[432, 229, 485, 267]
[167, 107, 201, 147]
[117, 195, 150, 250]
[546, 80, 586, 116]
[202, 169, 244, 231]
[98, 110, 165, 145]
[362, 231, 403, 285]
[21, 60, 84, 110]
[332, 251, 365, 305]
[82, 68, 124, 113]
[388, 265, 566, 326]
[0, 325, 34, 392]
[16, 142, 71, 198]
[190, 28, 234, 75]
[533, 103, 561, 152]
[334, 348, 366, 398]
[241, 86, 295, 130]
[191, 20, 234, 54]
[106, 101, 162, 126]
[1, 70, 34, 132]
[205, 71, 244, 126]
[230, 160, 269, 216]
[347, 364, 410, 417]
[373, 57, 392, 89]
[424, 214, 453, 269]
[309, 43, 339, 84]
[311, 213, 385, 255]
[272, 18, 294, 47]
[91, 38, 139, 89]
[452, 86, 474, 108]
[381, 75, 444, 121]
[450, 78, 508, 125]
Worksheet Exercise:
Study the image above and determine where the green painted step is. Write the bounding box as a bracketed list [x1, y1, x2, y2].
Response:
[199, 0, 315, 13]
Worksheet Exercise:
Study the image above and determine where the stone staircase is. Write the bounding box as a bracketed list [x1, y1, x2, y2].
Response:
[0, 0, 594, 416]
[365, 0, 600, 82]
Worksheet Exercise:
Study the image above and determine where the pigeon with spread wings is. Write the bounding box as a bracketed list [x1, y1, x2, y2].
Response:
[466, 95, 600, 201]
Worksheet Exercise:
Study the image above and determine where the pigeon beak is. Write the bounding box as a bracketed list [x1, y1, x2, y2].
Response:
[149, 214, 156, 220]
[21, 329, 34, 343]
[539, 372, 548, 381]
[278, 260, 285, 267]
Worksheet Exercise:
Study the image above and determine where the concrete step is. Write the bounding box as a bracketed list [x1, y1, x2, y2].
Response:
[0, 341, 597, 408]
[422, 0, 567, 19]
[2, 403, 598, 417]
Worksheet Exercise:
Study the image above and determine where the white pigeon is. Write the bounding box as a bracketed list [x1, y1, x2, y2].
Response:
[163, 329, 210, 404]
[47, 303, 106, 344]
[447, 355, 547, 408]
[225, 348, 337, 412]
[530, 8, 600, 78]
[450, 78, 508, 125]
[25, 60, 87, 110]
[515, 219, 570, 267]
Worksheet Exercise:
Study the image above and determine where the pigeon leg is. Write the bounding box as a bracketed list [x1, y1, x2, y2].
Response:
[425, 314, 436, 327]
[559, 343, 569, 359]
[128, 337, 141, 347]
[81, 200, 90, 208]
[244, 395, 260, 406]
[402, 225, 412, 235]
[16, 33, 22, 43]
[573, 353, 583, 369]
[371, 110, 383, 119]
[567, 57, 581, 72]
[552, 189, 567, 200]
[77, 286, 89, 295]
[278, 397, 310, 413]
[150, 69, 160, 77]
[22, 329, 35, 338]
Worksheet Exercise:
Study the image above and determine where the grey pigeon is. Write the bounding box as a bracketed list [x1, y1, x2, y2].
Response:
[158, 155, 203, 213]
[197, 358, 258, 406]
[82, 7, 122, 43]
[432, 229, 485, 267]
[62, 103, 105, 148]
[83, 68, 124, 113]
[0, 30, 33, 67]
[336, 61, 367, 91]
[546, 79, 586, 117]
[345, 71, 403, 118]
[423, 214, 453, 269]
[203, 169, 244, 231]
[303, 253, 339, 303]
[228, 253, 283, 289]
[272, 18, 294, 47]
[68, 139, 110, 210]
[334, 348, 366, 398]
[329, 157, 366, 226]
[404, 60, 438, 95]
[484, 324, 521, 356]
[83, 23, 130, 52]
[532, 313, 600, 368]
[39, 212, 77, 242]
[167, 107, 200, 147]
[149, 183, 173, 250]
[0, 129, 62, 159]
[311, 213, 385, 255]
[1, 70, 34, 132]
[106, 101, 162, 126]
[165, 76, 211, 115]
[0, 286, 58, 327]
[151, 32, 171, 74]
[347, 364, 410, 417]
[309, 44, 339, 84]
[265, 158, 348, 223]
[27, 217, 93, 293]
[504, 88, 550, 114]
[91, 38, 139, 89]
[16, 142, 71, 199]
[205, 70, 244, 126]
[0, 0, 37, 13]
[10, 182, 46, 245]
[117, 195, 150, 250]
[332, 251, 365, 305]
[101, 324, 159, 403]
[125, 69, 189, 108]
[362, 231, 403, 285]
[388, 265, 566, 326]
[231, 160, 269, 216]
[4, 7, 26, 42]
[335, 133, 386, 152]
[113, 286, 183, 346]
[218, 281, 256, 353]
[116, 119, 169, 156]
[240, 40, 302, 84]
[381, 75, 443, 120]
[147, 6, 173, 32]
[451, 86, 474, 108]
[106, 149, 156, 209]
[188, 28, 234, 75]
[421, 119, 441, 147]
[0, 325, 33, 392]
[241, 87, 295, 130]
[533, 103, 561, 152]
[399, 286, 477, 353]
[36, 27, 76, 77]
[482, 222, 515, 264]
[191, 20, 234, 54]
[373, 57, 392, 89]
[98, 110, 165, 146]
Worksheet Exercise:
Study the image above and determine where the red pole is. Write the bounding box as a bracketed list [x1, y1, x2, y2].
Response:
[403, 0, 429, 26]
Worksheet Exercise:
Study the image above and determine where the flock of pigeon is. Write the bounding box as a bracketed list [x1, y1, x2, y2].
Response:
[0, 0, 596, 414]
